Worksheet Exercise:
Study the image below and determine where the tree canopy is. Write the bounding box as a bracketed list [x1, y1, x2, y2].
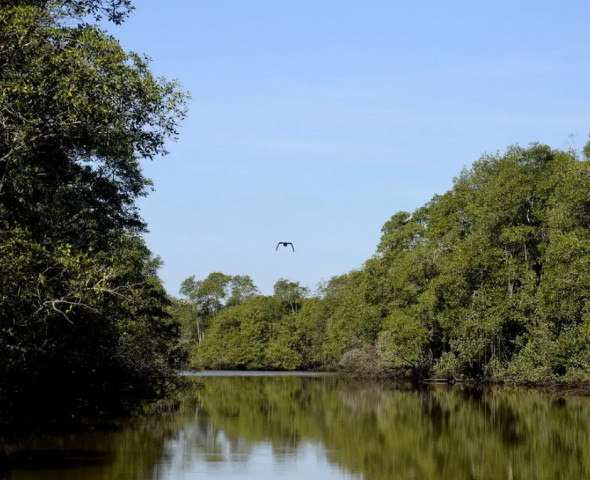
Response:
[0, 0, 187, 415]
[179, 143, 590, 385]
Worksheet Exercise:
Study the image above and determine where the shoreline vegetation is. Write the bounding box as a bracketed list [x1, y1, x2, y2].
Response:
[174, 142, 590, 391]
[2, 0, 590, 421]
[186, 372, 590, 403]
[183, 369, 590, 394]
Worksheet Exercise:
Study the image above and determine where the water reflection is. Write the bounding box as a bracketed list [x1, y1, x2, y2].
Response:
[2, 375, 590, 479]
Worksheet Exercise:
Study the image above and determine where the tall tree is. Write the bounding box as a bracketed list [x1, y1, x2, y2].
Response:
[273, 278, 308, 313]
[227, 275, 259, 306]
[177, 272, 259, 347]
[0, 0, 187, 413]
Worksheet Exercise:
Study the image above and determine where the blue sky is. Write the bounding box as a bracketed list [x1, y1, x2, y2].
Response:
[109, 0, 590, 295]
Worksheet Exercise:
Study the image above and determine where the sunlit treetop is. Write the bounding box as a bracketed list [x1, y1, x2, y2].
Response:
[0, 0, 134, 24]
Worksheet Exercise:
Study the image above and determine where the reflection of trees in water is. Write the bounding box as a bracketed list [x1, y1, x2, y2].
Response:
[192, 377, 590, 480]
[2, 379, 590, 480]
[152, 420, 257, 479]
[0, 418, 182, 480]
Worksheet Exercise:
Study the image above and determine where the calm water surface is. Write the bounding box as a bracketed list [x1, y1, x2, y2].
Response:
[1, 372, 590, 479]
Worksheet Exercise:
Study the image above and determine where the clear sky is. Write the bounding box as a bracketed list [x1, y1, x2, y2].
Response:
[108, 0, 590, 296]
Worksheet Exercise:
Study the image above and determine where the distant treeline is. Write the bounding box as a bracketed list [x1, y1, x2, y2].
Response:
[175, 143, 590, 384]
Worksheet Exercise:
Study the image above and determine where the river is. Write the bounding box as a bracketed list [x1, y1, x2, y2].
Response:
[1, 372, 589, 479]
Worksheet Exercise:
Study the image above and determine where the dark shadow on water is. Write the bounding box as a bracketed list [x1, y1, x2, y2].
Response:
[0, 449, 113, 470]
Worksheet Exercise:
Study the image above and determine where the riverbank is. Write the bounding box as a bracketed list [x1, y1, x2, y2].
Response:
[183, 368, 590, 396]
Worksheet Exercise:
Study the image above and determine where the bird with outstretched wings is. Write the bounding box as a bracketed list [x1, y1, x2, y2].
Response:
[276, 242, 294, 252]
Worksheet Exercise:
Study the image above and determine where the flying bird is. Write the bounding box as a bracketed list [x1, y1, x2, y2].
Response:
[276, 242, 295, 252]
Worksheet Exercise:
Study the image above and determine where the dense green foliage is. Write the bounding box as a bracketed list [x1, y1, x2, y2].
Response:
[182, 143, 590, 384]
[0, 0, 187, 414]
[176, 276, 305, 370]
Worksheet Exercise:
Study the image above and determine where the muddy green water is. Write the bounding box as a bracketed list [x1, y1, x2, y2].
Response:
[1, 372, 590, 479]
